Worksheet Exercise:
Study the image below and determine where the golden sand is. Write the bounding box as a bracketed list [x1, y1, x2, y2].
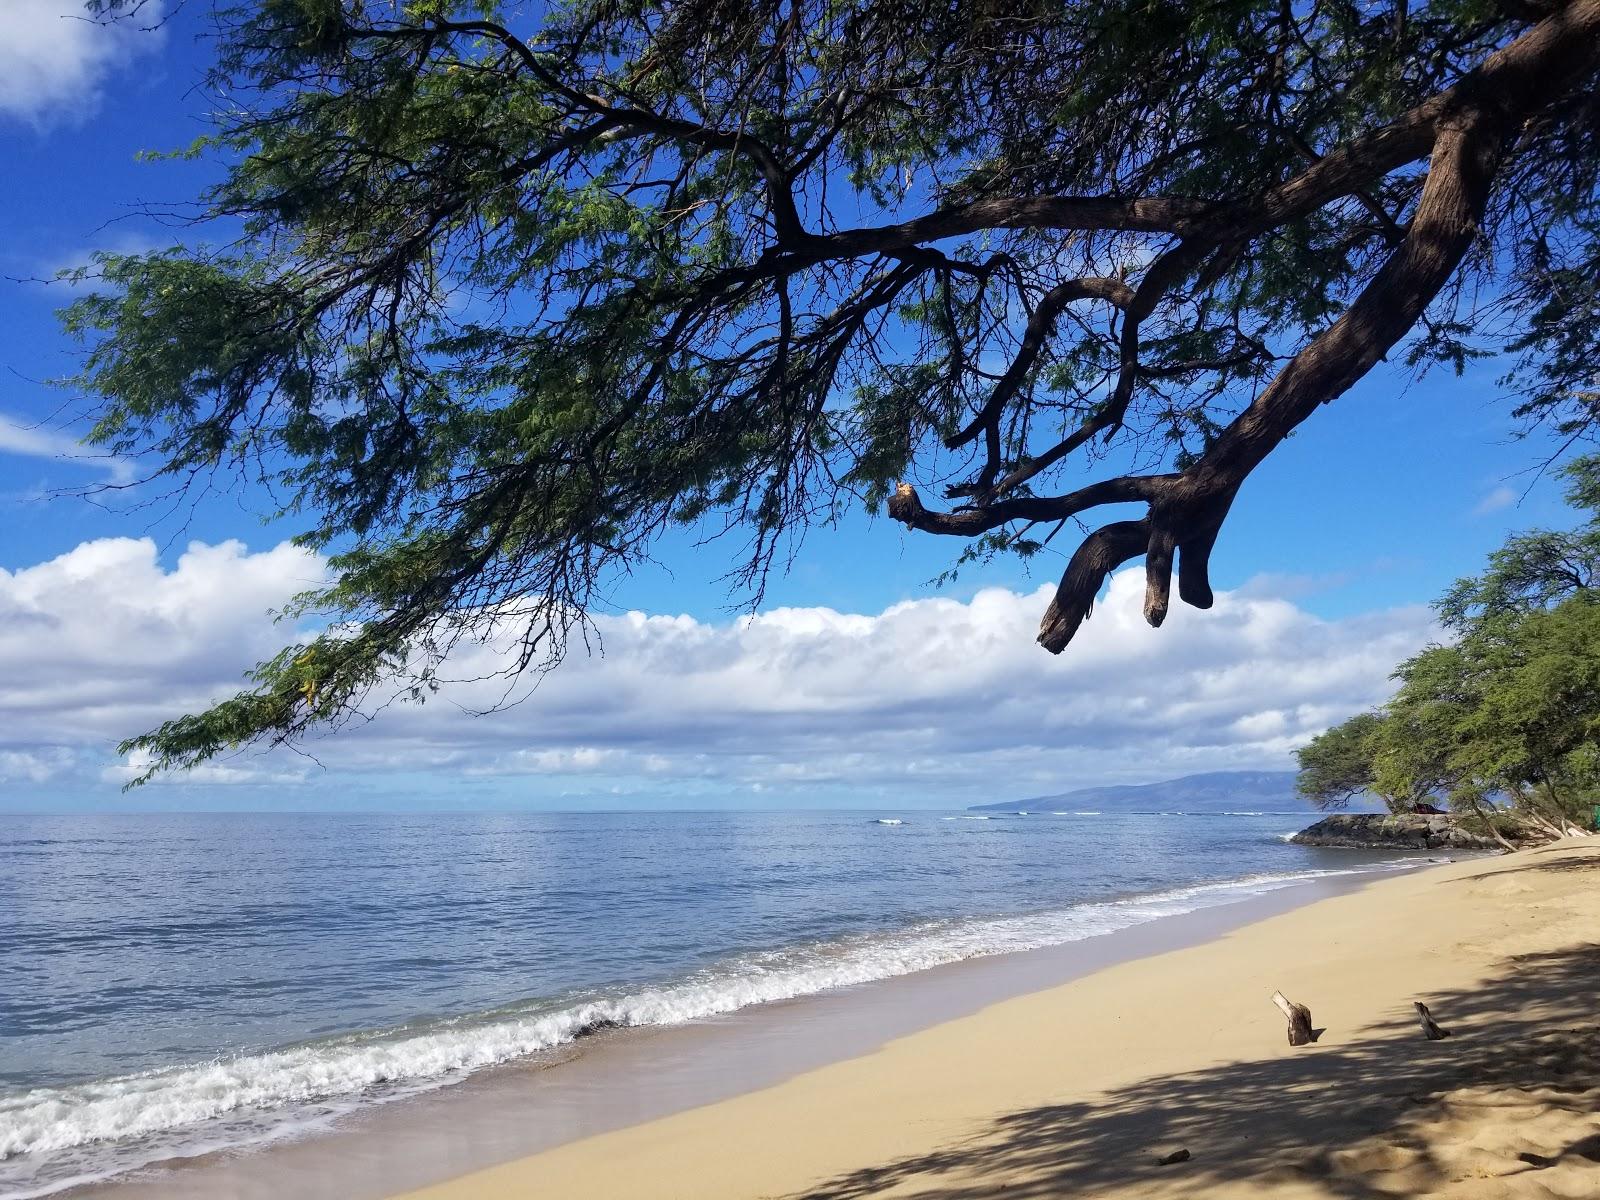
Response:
[396, 841, 1600, 1200]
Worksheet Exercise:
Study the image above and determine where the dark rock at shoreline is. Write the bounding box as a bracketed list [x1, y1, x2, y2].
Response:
[1290, 813, 1511, 851]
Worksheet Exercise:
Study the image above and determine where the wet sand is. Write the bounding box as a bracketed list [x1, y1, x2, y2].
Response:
[70, 868, 1398, 1199]
[392, 840, 1600, 1200]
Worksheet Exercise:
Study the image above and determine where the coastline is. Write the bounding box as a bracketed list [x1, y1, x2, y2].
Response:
[390, 839, 1600, 1200]
[53, 860, 1404, 1200]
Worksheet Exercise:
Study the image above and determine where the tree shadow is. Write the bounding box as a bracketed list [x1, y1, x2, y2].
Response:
[792, 944, 1600, 1200]
[1447, 849, 1600, 881]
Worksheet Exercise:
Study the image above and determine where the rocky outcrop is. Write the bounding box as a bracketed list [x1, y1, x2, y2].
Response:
[1289, 813, 1516, 851]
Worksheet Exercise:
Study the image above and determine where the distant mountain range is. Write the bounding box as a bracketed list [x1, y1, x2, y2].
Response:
[967, 770, 1326, 813]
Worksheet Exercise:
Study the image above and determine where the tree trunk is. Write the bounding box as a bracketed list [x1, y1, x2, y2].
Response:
[1460, 796, 1518, 851]
[1509, 784, 1566, 842]
[1523, 806, 1566, 841]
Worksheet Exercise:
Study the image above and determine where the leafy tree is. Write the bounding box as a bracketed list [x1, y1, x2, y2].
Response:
[1296, 708, 1464, 814]
[65, 0, 1600, 780]
[1305, 452, 1600, 837]
[1436, 456, 1600, 631]
[1380, 598, 1600, 835]
[1451, 599, 1600, 830]
[1295, 711, 1392, 811]
[1367, 707, 1474, 817]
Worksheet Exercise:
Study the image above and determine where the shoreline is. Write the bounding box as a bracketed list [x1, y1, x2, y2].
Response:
[51, 860, 1413, 1200]
[386, 839, 1600, 1200]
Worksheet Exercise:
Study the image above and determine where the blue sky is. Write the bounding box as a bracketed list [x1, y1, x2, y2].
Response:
[0, 3, 1583, 812]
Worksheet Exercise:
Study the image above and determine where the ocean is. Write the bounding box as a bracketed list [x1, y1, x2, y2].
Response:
[0, 809, 1412, 1198]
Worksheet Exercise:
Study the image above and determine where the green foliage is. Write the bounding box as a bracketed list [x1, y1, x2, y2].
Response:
[1309, 469, 1600, 837]
[1295, 711, 1396, 812]
[1436, 456, 1600, 630]
[63, 0, 1600, 780]
[1380, 598, 1600, 831]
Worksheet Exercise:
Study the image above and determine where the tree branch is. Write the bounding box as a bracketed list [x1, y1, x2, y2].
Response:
[1032, 0, 1600, 650]
[944, 275, 1133, 456]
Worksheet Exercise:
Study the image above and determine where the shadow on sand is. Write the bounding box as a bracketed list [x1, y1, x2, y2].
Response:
[792, 857, 1600, 1199]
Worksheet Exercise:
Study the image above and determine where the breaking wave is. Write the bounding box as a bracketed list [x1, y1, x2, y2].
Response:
[0, 861, 1406, 1198]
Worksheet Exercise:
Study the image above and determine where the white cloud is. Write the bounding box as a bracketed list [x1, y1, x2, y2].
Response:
[1473, 484, 1518, 516]
[0, 537, 326, 773]
[0, 411, 135, 482]
[99, 746, 309, 787]
[0, 1, 164, 128]
[0, 747, 76, 783]
[0, 536, 1440, 805]
[20, 232, 177, 294]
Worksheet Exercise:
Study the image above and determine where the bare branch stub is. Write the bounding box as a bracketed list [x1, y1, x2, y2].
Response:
[1272, 990, 1325, 1047]
[1415, 1001, 1453, 1040]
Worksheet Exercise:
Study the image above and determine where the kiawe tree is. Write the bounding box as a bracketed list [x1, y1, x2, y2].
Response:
[1436, 456, 1600, 630]
[1297, 457, 1600, 838]
[1294, 711, 1389, 811]
[67, 0, 1600, 780]
[1381, 598, 1600, 836]
[1294, 709, 1439, 814]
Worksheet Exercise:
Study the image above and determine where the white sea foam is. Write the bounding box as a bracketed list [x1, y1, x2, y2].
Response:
[0, 861, 1412, 1198]
[871, 818, 905, 825]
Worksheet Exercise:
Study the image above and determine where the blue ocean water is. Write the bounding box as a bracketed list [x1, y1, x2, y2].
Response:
[0, 809, 1406, 1196]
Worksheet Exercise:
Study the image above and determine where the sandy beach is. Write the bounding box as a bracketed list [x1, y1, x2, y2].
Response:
[395, 840, 1600, 1200]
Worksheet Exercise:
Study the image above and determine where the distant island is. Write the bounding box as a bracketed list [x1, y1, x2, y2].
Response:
[967, 770, 1360, 814]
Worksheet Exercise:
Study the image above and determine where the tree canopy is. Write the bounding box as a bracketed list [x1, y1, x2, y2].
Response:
[67, 0, 1600, 781]
[1294, 711, 1394, 811]
[1436, 456, 1600, 629]
[1377, 595, 1600, 835]
[1298, 456, 1600, 834]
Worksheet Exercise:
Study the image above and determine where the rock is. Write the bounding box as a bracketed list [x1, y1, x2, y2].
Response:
[1288, 813, 1524, 851]
[1155, 1149, 1191, 1165]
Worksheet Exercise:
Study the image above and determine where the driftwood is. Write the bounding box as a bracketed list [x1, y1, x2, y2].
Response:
[1414, 1001, 1452, 1041]
[1271, 990, 1324, 1046]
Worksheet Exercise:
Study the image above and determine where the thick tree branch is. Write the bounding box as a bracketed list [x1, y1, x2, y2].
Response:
[1032, 0, 1600, 652]
[71, 0, 1600, 777]
[889, 475, 1173, 536]
[1035, 519, 1152, 650]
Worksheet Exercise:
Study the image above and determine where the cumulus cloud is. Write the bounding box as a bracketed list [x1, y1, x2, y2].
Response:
[0, 747, 77, 784]
[1, 1, 164, 128]
[0, 537, 326, 763]
[0, 536, 1440, 805]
